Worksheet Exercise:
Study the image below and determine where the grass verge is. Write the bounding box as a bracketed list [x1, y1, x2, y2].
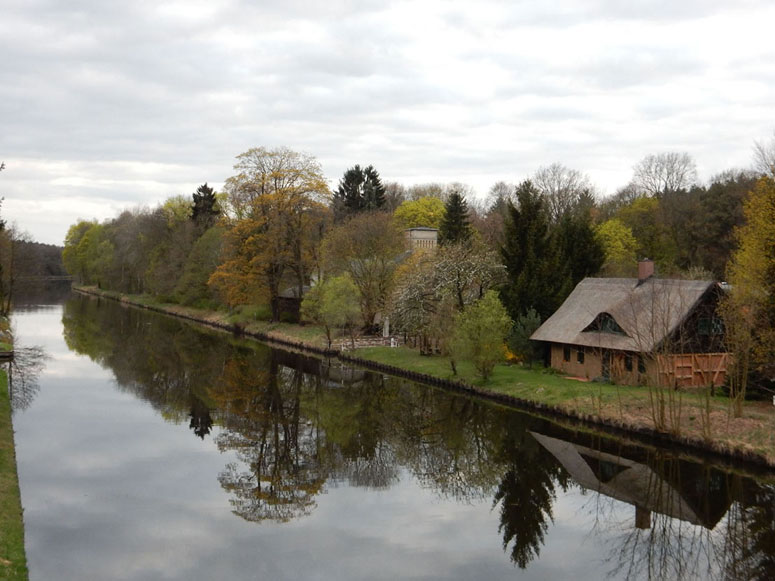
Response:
[0, 368, 28, 580]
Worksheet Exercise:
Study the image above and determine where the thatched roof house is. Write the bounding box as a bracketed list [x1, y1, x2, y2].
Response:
[530, 262, 728, 387]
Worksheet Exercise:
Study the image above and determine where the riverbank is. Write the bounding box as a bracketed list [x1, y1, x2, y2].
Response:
[0, 316, 28, 580]
[73, 286, 775, 470]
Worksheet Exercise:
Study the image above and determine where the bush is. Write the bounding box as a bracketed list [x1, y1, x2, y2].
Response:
[507, 308, 543, 365]
[452, 291, 512, 381]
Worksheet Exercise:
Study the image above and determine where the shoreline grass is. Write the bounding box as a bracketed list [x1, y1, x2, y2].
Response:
[1, 364, 28, 580]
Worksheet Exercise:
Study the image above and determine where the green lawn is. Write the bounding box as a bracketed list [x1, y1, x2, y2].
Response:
[356, 345, 647, 407]
[0, 369, 28, 580]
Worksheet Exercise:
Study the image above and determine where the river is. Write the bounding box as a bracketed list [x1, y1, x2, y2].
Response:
[8, 290, 775, 580]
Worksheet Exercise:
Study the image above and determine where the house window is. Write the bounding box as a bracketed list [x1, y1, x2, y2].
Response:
[583, 312, 628, 336]
[625, 354, 633, 372]
[563, 346, 571, 362]
[698, 317, 725, 336]
[577, 348, 585, 364]
[638, 355, 646, 374]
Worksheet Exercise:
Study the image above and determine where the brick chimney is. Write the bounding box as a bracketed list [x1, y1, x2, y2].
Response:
[638, 259, 654, 283]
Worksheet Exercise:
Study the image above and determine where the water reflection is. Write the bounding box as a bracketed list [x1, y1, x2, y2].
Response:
[60, 294, 775, 578]
[7, 345, 49, 412]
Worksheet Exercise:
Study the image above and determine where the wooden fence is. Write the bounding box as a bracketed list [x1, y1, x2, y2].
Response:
[656, 353, 729, 388]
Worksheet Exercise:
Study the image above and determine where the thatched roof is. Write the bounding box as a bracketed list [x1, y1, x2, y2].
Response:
[530, 277, 716, 352]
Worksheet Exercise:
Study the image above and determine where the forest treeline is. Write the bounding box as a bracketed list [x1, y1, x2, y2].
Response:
[59, 142, 775, 388]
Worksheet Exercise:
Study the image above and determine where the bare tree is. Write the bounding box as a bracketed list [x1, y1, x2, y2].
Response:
[381, 181, 407, 212]
[532, 163, 594, 222]
[632, 152, 698, 198]
[753, 131, 775, 178]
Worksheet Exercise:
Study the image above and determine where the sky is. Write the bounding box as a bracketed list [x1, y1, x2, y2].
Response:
[1, 0, 774, 245]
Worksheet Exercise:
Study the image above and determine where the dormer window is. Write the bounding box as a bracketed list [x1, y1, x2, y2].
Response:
[583, 312, 628, 336]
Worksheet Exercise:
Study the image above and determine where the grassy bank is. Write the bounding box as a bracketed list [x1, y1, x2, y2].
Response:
[75, 286, 775, 467]
[1, 365, 28, 580]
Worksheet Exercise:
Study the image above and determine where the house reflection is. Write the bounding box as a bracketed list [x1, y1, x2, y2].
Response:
[531, 431, 731, 530]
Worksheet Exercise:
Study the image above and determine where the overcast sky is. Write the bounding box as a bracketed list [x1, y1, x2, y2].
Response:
[2, 0, 774, 245]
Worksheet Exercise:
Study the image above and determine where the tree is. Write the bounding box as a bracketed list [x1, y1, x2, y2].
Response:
[597, 182, 642, 221]
[332, 164, 386, 220]
[556, 211, 604, 285]
[381, 181, 408, 212]
[191, 182, 220, 230]
[753, 130, 775, 178]
[145, 199, 198, 299]
[694, 170, 757, 277]
[223, 146, 329, 219]
[594, 219, 638, 276]
[438, 190, 472, 245]
[175, 226, 225, 307]
[62, 220, 96, 282]
[393, 196, 445, 229]
[390, 239, 504, 358]
[632, 152, 697, 198]
[500, 181, 570, 321]
[322, 212, 405, 330]
[722, 177, 775, 415]
[210, 147, 330, 317]
[0, 220, 22, 315]
[301, 274, 361, 349]
[452, 290, 512, 381]
[507, 309, 543, 365]
[532, 163, 593, 223]
[615, 196, 673, 264]
[433, 240, 504, 309]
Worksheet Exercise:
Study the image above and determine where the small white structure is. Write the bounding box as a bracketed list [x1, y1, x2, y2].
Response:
[404, 227, 438, 250]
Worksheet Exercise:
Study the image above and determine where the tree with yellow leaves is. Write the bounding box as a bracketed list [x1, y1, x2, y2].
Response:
[209, 147, 331, 318]
[722, 177, 775, 415]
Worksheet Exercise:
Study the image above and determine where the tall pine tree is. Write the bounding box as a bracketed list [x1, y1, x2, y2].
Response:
[439, 191, 472, 245]
[191, 183, 219, 230]
[333, 164, 386, 221]
[556, 210, 605, 286]
[500, 181, 571, 321]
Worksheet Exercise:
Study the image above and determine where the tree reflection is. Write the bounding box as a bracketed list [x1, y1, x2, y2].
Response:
[392, 391, 503, 502]
[189, 395, 213, 439]
[7, 345, 48, 412]
[718, 481, 775, 580]
[491, 425, 569, 569]
[213, 352, 326, 522]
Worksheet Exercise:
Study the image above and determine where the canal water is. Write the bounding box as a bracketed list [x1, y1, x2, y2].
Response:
[9, 291, 775, 580]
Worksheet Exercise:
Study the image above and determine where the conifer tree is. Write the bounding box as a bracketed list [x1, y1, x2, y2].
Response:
[333, 164, 386, 220]
[500, 181, 570, 321]
[191, 183, 219, 229]
[439, 191, 472, 245]
[556, 210, 605, 286]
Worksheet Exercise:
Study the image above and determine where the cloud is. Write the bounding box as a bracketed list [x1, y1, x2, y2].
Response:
[2, 0, 775, 243]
